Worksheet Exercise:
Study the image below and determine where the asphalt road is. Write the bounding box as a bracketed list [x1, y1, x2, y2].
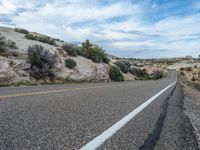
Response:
[0, 71, 198, 149]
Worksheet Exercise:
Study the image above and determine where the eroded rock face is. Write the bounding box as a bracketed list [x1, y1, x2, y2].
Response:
[57, 56, 110, 81]
[0, 54, 111, 84]
[0, 27, 111, 84]
[0, 56, 32, 84]
[43, 47, 63, 70]
[123, 72, 135, 81]
[0, 56, 15, 83]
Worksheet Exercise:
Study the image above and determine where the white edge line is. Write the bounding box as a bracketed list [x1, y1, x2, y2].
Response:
[80, 81, 176, 150]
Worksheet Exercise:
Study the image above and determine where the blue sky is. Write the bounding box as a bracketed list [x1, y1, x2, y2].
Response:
[0, 0, 200, 58]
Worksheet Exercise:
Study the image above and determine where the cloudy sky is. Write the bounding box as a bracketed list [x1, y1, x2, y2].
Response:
[0, 0, 200, 58]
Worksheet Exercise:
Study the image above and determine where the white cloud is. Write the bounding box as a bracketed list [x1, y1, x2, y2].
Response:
[0, 0, 200, 58]
[0, 0, 16, 14]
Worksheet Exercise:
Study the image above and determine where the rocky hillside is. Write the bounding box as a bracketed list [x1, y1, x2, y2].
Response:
[0, 27, 111, 85]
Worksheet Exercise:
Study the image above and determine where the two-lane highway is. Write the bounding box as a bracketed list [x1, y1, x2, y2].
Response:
[0, 71, 195, 149]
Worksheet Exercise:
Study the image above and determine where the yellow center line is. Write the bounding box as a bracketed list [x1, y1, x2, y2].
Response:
[0, 85, 113, 100]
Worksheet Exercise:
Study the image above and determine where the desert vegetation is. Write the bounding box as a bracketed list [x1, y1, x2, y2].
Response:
[6, 40, 17, 48]
[14, 27, 29, 34]
[180, 65, 200, 91]
[0, 34, 7, 53]
[109, 65, 124, 81]
[62, 44, 79, 57]
[129, 67, 150, 79]
[25, 33, 55, 45]
[15, 27, 55, 45]
[65, 58, 77, 69]
[0, 27, 170, 86]
[114, 60, 131, 73]
[28, 44, 58, 80]
[186, 67, 192, 72]
[80, 40, 109, 63]
[114, 60, 153, 79]
[151, 70, 163, 80]
[0, 33, 17, 57]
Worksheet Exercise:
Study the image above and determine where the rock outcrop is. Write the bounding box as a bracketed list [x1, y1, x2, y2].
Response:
[57, 56, 110, 81]
[0, 27, 111, 84]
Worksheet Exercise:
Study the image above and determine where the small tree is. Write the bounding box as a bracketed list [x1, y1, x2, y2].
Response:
[87, 46, 108, 63]
[109, 65, 124, 81]
[82, 39, 93, 53]
[81, 40, 109, 63]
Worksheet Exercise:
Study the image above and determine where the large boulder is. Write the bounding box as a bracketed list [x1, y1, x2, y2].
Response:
[123, 72, 135, 81]
[57, 56, 110, 81]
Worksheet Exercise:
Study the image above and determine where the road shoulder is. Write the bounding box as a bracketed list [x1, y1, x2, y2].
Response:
[183, 86, 200, 148]
[155, 84, 199, 150]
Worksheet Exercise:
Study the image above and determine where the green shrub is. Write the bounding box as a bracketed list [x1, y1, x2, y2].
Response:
[87, 47, 109, 63]
[37, 36, 55, 45]
[80, 40, 109, 63]
[191, 77, 196, 81]
[0, 34, 7, 52]
[77, 48, 86, 57]
[180, 67, 185, 71]
[0, 34, 17, 52]
[186, 67, 192, 71]
[25, 33, 36, 40]
[25, 33, 55, 45]
[114, 61, 131, 73]
[180, 72, 185, 76]
[28, 44, 57, 80]
[65, 58, 77, 69]
[151, 70, 163, 80]
[14, 28, 29, 34]
[109, 65, 124, 82]
[128, 67, 149, 78]
[82, 39, 93, 54]
[62, 44, 79, 56]
[6, 40, 17, 48]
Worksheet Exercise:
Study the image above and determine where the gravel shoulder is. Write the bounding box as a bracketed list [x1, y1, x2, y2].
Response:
[155, 84, 199, 150]
[183, 86, 200, 147]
